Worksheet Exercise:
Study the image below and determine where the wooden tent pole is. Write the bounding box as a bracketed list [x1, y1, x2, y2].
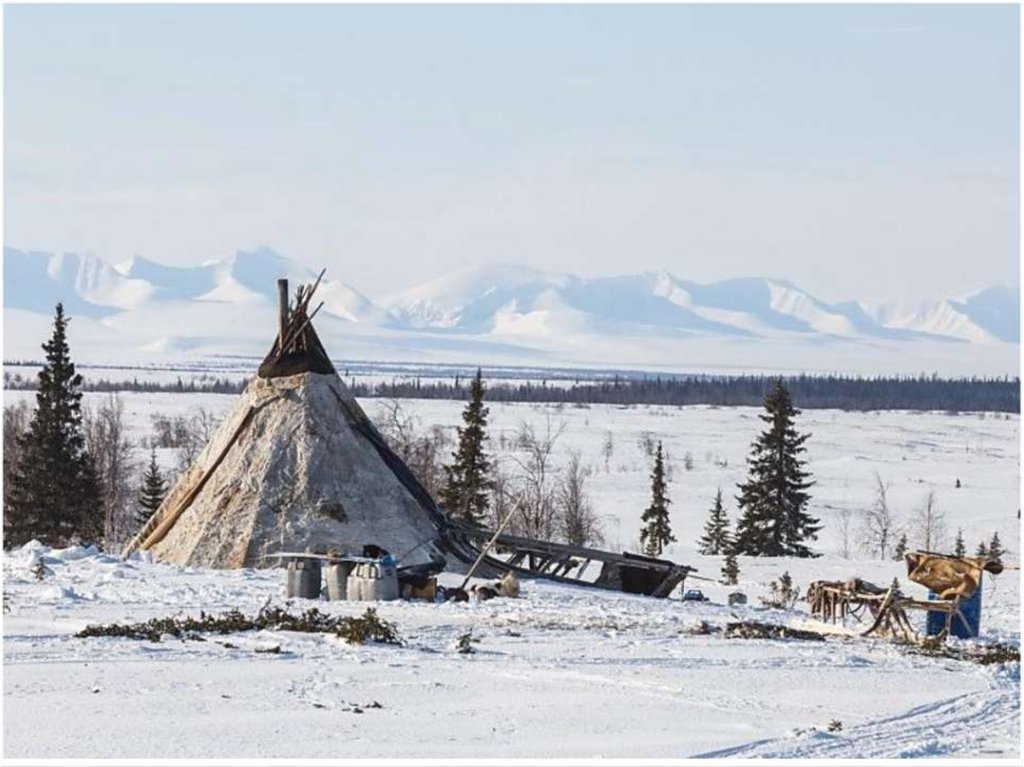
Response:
[277, 279, 289, 348]
[458, 506, 521, 591]
[134, 405, 258, 552]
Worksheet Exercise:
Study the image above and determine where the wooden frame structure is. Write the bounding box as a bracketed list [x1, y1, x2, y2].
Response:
[807, 577, 972, 642]
[442, 521, 693, 598]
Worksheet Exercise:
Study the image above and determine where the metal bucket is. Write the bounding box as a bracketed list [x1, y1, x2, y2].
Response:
[285, 558, 322, 600]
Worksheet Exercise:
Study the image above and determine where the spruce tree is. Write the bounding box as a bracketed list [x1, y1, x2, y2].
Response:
[721, 549, 739, 585]
[698, 488, 731, 555]
[988, 532, 1004, 561]
[137, 448, 168, 532]
[892, 533, 908, 560]
[733, 379, 819, 557]
[5, 304, 101, 548]
[953, 529, 966, 558]
[976, 540, 989, 557]
[640, 441, 675, 557]
[440, 369, 492, 525]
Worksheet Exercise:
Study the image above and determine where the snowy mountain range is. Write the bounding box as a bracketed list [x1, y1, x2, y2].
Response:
[3, 247, 1019, 376]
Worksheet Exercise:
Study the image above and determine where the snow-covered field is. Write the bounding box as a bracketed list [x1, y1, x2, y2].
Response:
[3, 391, 1020, 758]
[3, 544, 1019, 759]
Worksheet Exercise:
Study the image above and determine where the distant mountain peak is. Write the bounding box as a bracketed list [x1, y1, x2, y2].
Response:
[2, 246, 1017, 374]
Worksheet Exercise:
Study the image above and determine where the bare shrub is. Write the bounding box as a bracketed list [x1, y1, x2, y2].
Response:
[601, 431, 614, 472]
[148, 407, 221, 475]
[637, 431, 656, 458]
[509, 417, 566, 541]
[557, 451, 603, 547]
[83, 395, 138, 550]
[487, 461, 516, 530]
[374, 399, 451, 499]
[835, 507, 858, 559]
[912, 489, 947, 552]
[861, 472, 899, 560]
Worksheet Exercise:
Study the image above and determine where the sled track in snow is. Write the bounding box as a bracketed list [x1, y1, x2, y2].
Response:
[696, 683, 1020, 758]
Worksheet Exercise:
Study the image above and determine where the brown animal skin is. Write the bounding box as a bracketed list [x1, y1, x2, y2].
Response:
[904, 551, 1003, 600]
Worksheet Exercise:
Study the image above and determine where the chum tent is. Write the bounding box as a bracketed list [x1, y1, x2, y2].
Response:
[122, 276, 450, 569]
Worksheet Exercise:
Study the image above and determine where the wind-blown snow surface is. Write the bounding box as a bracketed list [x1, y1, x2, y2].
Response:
[2, 395, 1020, 758]
[2, 545, 1018, 759]
[4, 248, 1018, 375]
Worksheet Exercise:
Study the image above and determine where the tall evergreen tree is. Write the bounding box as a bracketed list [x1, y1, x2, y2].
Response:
[953, 529, 966, 558]
[440, 369, 492, 525]
[4, 304, 101, 548]
[698, 488, 731, 555]
[640, 441, 675, 557]
[988, 531, 1004, 561]
[137, 448, 168, 532]
[733, 379, 819, 557]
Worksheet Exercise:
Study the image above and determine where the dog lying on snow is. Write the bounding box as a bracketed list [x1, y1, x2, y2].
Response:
[445, 572, 521, 603]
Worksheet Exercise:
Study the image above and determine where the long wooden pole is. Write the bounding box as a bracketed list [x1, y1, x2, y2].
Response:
[458, 506, 521, 590]
[135, 405, 259, 552]
[277, 279, 289, 348]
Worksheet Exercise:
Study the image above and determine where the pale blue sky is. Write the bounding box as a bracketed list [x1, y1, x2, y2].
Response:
[4, 4, 1019, 301]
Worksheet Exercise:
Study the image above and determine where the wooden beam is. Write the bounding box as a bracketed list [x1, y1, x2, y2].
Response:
[277, 279, 289, 347]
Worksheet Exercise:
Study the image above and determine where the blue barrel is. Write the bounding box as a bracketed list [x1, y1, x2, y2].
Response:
[926, 577, 983, 638]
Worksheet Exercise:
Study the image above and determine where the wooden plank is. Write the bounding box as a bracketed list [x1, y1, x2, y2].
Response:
[277, 279, 289, 347]
[273, 301, 325, 361]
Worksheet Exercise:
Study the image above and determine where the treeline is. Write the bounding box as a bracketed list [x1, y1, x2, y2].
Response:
[5, 369, 1018, 413]
[4, 371, 246, 394]
[366, 374, 1020, 413]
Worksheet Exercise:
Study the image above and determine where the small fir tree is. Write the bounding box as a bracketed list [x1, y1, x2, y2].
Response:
[953, 529, 966, 558]
[976, 540, 989, 557]
[698, 488, 731, 555]
[761, 571, 800, 609]
[988, 532, 1004, 561]
[733, 380, 819, 557]
[137, 448, 168, 531]
[440, 369, 492, 525]
[892, 528, 909, 561]
[721, 549, 739, 585]
[892, 532, 909, 557]
[4, 304, 102, 548]
[640, 441, 675, 557]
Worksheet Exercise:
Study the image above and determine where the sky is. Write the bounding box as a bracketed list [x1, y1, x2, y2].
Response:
[4, 4, 1019, 303]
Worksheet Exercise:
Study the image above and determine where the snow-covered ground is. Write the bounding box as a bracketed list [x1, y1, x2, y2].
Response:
[3, 392, 1020, 758]
[3, 544, 1019, 759]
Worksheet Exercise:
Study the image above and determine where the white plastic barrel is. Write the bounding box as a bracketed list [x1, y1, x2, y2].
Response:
[285, 558, 322, 599]
[325, 562, 354, 601]
[346, 561, 399, 601]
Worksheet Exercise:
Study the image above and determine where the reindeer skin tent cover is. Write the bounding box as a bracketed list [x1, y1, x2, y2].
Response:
[122, 279, 447, 569]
